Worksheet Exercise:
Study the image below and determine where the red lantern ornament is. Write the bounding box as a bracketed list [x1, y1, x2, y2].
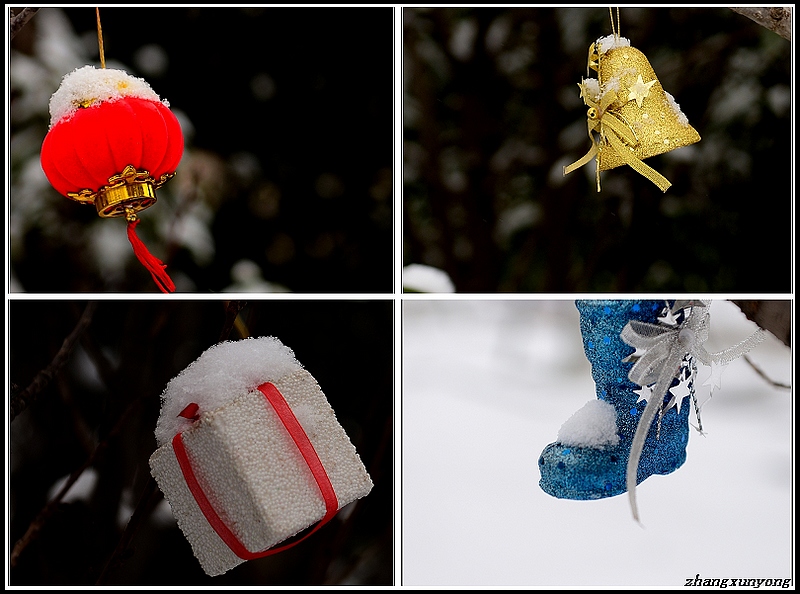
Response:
[40, 65, 184, 292]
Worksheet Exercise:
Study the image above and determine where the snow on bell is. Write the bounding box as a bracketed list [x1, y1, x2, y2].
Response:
[564, 36, 701, 192]
[40, 65, 183, 291]
[148, 337, 374, 577]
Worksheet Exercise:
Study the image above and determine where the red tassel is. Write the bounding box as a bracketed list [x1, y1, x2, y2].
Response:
[126, 218, 176, 293]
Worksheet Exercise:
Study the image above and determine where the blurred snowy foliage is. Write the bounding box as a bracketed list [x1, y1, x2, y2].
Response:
[9, 7, 392, 293]
[223, 259, 290, 292]
[403, 8, 791, 292]
[9, 9, 211, 292]
[402, 263, 455, 293]
[9, 300, 393, 585]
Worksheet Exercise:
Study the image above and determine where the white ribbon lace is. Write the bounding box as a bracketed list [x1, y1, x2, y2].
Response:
[620, 300, 767, 522]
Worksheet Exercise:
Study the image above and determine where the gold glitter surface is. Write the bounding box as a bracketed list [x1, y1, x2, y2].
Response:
[596, 45, 700, 171]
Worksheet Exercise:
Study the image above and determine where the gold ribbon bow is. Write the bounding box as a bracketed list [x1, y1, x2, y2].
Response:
[563, 86, 672, 193]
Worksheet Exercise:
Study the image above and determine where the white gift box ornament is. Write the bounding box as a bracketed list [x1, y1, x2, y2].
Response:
[148, 336, 373, 577]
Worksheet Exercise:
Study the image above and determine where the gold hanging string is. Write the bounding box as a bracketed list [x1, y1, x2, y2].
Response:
[564, 7, 673, 192]
[96, 7, 106, 68]
[609, 7, 620, 42]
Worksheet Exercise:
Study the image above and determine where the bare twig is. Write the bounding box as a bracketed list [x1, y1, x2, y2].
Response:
[219, 300, 247, 342]
[11, 301, 98, 422]
[80, 326, 124, 392]
[9, 7, 39, 39]
[94, 303, 250, 581]
[95, 476, 162, 585]
[730, 7, 792, 41]
[10, 398, 139, 568]
[743, 354, 791, 390]
[57, 374, 96, 456]
[322, 413, 392, 584]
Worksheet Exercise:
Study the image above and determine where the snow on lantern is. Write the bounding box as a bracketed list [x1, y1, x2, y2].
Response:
[40, 65, 184, 292]
[148, 336, 374, 576]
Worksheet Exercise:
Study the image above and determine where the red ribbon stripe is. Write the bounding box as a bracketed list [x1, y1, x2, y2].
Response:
[171, 381, 339, 559]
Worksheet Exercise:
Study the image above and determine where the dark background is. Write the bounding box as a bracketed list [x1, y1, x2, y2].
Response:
[403, 7, 791, 292]
[10, 7, 393, 293]
[9, 299, 393, 585]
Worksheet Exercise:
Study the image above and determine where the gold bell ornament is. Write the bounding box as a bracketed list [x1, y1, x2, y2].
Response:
[563, 11, 700, 192]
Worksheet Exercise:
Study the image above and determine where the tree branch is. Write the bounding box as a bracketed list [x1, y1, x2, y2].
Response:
[10, 398, 139, 569]
[95, 476, 162, 585]
[9, 7, 39, 40]
[730, 7, 792, 41]
[94, 302, 250, 582]
[11, 301, 98, 422]
[730, 300, 791, 348]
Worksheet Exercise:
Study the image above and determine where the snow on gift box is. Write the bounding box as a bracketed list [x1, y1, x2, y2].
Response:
[148, 336, 373, 576]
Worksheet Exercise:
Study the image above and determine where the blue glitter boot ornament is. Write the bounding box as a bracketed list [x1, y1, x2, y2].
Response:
[538, 300, 766, 521]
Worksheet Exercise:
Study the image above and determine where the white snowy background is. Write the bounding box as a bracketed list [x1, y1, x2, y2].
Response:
[402, 299, 793, 587]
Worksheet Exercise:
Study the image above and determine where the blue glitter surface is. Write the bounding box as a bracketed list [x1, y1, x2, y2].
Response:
[538, 300, 691, 500]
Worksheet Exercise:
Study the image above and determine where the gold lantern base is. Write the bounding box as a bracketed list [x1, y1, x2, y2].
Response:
[66, 164, 175, 220]
[95, 178, 156, 219]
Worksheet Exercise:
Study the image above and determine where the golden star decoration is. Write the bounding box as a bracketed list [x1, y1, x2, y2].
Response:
[627, 74, 656, 108]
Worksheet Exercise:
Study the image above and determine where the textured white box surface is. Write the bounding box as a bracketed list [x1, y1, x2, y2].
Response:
[149, 368, 373, 576]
